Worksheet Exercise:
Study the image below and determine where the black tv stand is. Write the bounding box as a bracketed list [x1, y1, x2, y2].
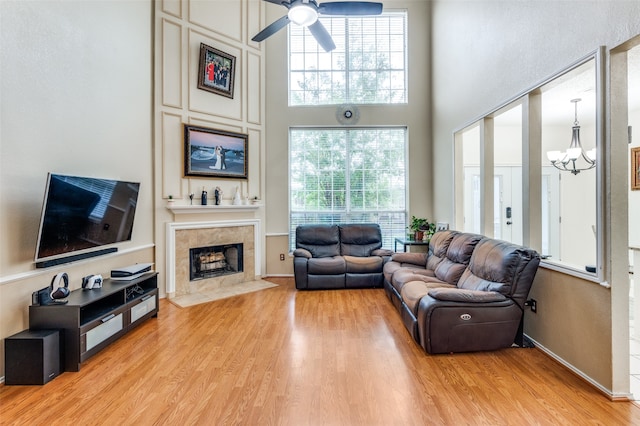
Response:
[29, 272, 158, 372]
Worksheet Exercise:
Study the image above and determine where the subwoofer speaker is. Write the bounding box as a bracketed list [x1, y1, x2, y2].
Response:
[4, 329, 62, 385]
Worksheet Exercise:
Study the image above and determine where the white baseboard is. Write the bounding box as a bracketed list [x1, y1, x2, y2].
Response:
[526, 334, 633, 401]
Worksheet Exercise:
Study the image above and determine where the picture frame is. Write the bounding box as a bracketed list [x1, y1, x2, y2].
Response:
[184, 124, 248, 179]
[632, 147, 640, 190]
[197, 43, 236, 98]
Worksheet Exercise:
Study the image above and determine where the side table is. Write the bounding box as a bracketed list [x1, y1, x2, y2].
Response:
[394, 237, 429, 252]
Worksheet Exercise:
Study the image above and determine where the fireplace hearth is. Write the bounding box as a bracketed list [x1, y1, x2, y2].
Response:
[189, 243, 243, 281]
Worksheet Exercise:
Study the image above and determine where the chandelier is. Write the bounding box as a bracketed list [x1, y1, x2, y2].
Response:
[546, 98, 596, 175]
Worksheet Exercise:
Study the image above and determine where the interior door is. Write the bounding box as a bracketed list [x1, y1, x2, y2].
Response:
[494, 167, 523, 245]
[463, 166, 523, 245]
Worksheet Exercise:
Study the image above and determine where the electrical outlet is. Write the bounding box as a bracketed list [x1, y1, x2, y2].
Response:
[279, 253, 285, 261]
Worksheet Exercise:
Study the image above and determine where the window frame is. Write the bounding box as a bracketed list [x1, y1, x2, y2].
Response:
[452, 48, 605, 283]
[288, 126, 409, 251]
[287, 11, 408, 107]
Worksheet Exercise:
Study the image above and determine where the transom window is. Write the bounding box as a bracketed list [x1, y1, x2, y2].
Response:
[289, 12, 408, 106]
[289, 127, 407, 250]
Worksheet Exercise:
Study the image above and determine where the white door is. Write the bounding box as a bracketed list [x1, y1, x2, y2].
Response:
[463, 166, 523, 245]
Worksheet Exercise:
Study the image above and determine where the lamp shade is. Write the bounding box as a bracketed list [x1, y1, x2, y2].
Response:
[547, 151, 562, 162]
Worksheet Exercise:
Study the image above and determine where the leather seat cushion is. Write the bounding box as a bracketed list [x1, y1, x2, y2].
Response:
[401, 280, 455, 315]
[339, 224, 383, 256]
[296, 224, 340, 258]
[391, 268, 438, 293]
[344, 255, 383, 273]
[383, 261, 424, 283]
[308, 256, 346, 274]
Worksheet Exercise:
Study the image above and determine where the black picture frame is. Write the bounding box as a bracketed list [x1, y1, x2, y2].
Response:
[197, 43, 236, 98]
[184, 124, 248, 179]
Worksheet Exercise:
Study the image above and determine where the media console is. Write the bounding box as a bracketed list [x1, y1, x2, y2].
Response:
[29, 272, 159, 372]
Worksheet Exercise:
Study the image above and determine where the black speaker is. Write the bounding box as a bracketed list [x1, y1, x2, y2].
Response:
[4, 329, 62, 385]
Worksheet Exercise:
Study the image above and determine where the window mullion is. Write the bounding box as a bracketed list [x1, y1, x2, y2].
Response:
[344, 18, 350, 103]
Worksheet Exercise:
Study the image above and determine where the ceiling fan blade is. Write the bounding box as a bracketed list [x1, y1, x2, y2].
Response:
[252, 15, 291, 42]
[263, 0, 291, 4]
[318, 1, 383, 16]
[308, 20, 336, 52]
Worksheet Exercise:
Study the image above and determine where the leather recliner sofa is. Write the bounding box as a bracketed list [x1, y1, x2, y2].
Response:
[383, 230, 540, 354]
[294, 224, 394, 290]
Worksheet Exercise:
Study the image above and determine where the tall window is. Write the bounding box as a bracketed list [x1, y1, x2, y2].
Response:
[289, 12, 408, 106]
[290, 128, 407, 250]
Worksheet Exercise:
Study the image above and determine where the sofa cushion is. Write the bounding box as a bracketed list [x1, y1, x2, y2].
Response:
[308, 256, 346, 274]
[344, 255, 383, 273]
[457, 238, 537, 296]
[401, 280, 455, 315]
[339, 224, 382, 256]
[425, 230, 458, 270]
[433, 233, 484, 285]
[296, 224, 340, 258]
[391, 268, 443, 294]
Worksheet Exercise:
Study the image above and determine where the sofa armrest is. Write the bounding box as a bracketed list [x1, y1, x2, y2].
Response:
[293, 248, 312, 259]
[390, 252, 427, 266]
[372, 248, 394, 257]
[427, 288, 507, 303]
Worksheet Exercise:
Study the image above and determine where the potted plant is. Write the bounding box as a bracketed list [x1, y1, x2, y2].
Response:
[409, 216, 435, 241]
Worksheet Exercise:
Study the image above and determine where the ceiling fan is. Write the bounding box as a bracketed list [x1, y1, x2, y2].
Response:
[252, 0, 383, 52]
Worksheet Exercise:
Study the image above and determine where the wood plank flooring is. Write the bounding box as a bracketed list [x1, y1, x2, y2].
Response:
[2, 277, 640, 425]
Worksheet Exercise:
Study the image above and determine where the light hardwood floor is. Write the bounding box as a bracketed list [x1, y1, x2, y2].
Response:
[2, 277, 640, 425]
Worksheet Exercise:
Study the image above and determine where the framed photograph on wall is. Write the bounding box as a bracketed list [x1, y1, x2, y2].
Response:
[184, 124, 248, 179]
[632, 147, 640, 190]
[197, 43, 236, 98]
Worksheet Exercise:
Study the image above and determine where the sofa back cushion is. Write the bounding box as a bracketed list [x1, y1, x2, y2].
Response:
[339, 224, 382, 257]
[433, 233, 484, 285]
[296, 224, 340, 258]
[425, 230, 458, 271]
[457, 238, 540, 304]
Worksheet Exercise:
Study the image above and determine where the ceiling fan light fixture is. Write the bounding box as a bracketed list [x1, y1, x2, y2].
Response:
[288, 4, 318, 27]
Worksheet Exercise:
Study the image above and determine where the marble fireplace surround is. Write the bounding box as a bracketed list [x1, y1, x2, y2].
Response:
[165, 219, 261, 296]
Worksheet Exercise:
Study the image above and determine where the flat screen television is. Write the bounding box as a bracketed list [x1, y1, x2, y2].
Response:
[34, 173, 141, 267]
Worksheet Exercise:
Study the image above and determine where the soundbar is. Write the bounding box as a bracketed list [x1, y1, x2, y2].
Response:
[36, 247, 118, 268]
[111, 262, 153, 278]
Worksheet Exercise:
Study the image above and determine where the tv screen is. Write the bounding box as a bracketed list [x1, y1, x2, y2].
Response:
[34, 173, 140, 265]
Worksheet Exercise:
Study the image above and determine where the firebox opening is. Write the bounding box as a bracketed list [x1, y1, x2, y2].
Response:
[189, 243, 243, 281]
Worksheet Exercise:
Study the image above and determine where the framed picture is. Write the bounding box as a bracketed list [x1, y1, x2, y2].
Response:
[184, 124, 248, 179]
[197, 43, 236, 98]
[632, 147, 640, 190]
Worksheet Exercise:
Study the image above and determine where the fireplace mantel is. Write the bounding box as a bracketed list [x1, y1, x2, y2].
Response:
[166, 204, 262, 214]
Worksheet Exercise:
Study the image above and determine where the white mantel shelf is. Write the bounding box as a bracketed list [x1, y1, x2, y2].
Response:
[166, 204, 262, 214]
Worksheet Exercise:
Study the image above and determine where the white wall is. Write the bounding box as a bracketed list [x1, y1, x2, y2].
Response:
[0, 0, 153, 377]
[431, 0, 640, 396]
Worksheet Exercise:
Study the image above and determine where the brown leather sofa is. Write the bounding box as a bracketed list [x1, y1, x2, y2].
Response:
[383, 230, 540, 354]
[294, 224, 394, 290]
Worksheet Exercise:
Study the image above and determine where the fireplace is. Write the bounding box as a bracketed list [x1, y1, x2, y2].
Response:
[165, 219, 261, 296]
[189, 243, 243, 281]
